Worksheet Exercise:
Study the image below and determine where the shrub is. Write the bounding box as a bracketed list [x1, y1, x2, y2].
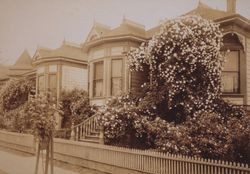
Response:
[98, 94, 156, 148]
[3, 103, 32, 132]
[59, 89, 97, 128]
[0, 78, 34, 112]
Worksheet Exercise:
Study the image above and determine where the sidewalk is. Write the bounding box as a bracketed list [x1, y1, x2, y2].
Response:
[0, 147, 104, 174]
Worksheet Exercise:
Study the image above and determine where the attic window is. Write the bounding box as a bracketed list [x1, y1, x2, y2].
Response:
[90, 34, 98, 41]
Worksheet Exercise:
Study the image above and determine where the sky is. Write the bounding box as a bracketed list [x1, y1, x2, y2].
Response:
[0, 0, 250, 65]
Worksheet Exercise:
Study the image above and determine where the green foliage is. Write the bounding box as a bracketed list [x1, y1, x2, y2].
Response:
[25, 96, 57, 142]
[0, 78, 34, 112]
[59, 89, 97, 128]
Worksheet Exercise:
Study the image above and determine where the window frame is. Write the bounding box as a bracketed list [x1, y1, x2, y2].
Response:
[93, 61, 104, 97]
[48, 73, 57, 99]
[111, 58, 123, 96]
[37, 74, 45, 95]
[221, 50, 240, 94]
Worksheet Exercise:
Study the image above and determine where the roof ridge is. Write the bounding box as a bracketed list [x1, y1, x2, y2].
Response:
[62, 40, 81, 48]
[94, 22, 111, 30]
[121, 18, 145, 29]
[37, 46, 53, 51]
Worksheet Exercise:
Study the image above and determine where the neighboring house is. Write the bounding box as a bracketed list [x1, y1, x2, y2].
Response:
[2, 0, 250, 107]
[32, 42, 88, 103]
[0, 50, 34, 87]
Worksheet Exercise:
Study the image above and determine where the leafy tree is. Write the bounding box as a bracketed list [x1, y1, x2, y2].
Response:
[25, 96, 57, 143]
[128, 15, 223, 121]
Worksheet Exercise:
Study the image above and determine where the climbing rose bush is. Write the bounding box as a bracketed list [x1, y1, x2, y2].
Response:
[98, 94, 156, 148]
[128, 15, 224, 119]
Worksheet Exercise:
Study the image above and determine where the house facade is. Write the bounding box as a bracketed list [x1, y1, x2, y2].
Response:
[1, 0, 250, 108]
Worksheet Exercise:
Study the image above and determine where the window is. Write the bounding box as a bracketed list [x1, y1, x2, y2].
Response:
[93, 61, 104, 97]
[221, 51, 239, 93]
[38, 75, 45, 95]
[111, 47, 123, 56]
[92, 49, 105, 59]
[37, 67, 45, 74]
[48, 74, 57, 99]
[111, 59, 123, 96]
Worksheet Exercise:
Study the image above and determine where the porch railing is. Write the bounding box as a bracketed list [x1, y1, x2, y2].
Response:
[70, 114, 102, 142]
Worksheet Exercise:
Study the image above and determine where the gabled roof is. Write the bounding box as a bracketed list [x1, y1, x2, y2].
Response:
[43, 41, 87, 61]
[33, 47, 52, 59]
[185, 1, 231, 20]
[146, 2, 250, 38]
[10, 50, 33, 70]
[85, 22, 111, 42]
[103, 18, 146, 38]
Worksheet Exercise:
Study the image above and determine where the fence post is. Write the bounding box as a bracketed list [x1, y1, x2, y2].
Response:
[99, 126, 104, 144]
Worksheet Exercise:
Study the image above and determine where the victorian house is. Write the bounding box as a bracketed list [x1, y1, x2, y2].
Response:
[2, 0, 250, 109]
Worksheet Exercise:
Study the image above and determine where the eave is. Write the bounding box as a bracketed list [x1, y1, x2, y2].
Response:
[83, 35, 147, 52]
[33, 56, 88, 66]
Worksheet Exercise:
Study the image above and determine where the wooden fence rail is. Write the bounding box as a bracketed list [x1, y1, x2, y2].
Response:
[54, 139, 250, 174]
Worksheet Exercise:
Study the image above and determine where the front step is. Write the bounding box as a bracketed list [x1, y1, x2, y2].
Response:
[85, 134, 99, 140]
[90, 132, 100, 136]
[78, 133, 99, 144]
[79, 138, 99, 144]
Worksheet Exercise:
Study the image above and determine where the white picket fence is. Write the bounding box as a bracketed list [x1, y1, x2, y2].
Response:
[0, 130, 249, 174]
[54, 139, 250, 174]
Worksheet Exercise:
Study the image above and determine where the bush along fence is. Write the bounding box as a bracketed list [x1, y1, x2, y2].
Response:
[0, 130, 249, 174]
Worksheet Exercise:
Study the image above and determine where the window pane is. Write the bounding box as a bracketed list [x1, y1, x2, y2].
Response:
[112, 59, 122, 77]
[221, 72, 239, 93]
[94, 62, 103, 80]
[223, 51, 239, 71]
[112, 78, 122, 96]
[111, 47, 123, 56]
[94, 80, 103, 97]
[37, 67, 45, 74]
[49, 65, 57, 73]
[92, 49, 105, 59]
[38, 75, 45, 94]
[49, 74, 57, 98]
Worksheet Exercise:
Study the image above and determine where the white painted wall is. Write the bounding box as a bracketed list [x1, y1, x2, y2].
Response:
[61, 65, 88, 91]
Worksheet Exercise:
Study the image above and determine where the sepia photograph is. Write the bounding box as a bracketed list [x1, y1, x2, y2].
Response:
[0, 0, 250, 173]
